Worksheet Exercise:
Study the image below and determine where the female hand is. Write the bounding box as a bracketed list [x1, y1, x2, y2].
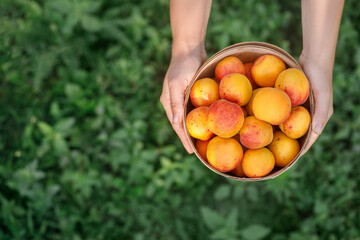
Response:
[160, 44, 207, 153]
[299, 53, 334, 156]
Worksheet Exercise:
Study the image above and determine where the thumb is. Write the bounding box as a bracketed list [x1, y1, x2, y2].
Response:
[169, 80, 185, 125]
[312, 90, 332, 135]
[299, 90, 331, 157]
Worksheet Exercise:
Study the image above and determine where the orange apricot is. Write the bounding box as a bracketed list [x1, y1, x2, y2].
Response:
[251, 55, 286, 87]
[207, 100, 244, 138]
[275, 68, 310, 106]
[242, 148, 275, 178]
[186, 107, 214, 140]
[206, 137, 243, 172]
[190, 78, 220, 107]
[252, 88, 291, 125]
[219, 73, 253, 106]
[241, 107, 248, 118]
[240, 116, 274, 149]
[231, 162, 247, 177]
[279, 106, 311, 139]
[196, 139, 210, 161]
[245, 88, 262, 116]
[268, 131, 300, 167]
[244, 62, 258, 89]
[215, 56, 245, 81]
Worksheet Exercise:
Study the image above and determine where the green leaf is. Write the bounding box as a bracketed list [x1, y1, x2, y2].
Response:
[210, 227, 238, 240]
[54, 135, 69, 155]
[38, 122, 53, 136]
[214, 185, 231, 201]
[50, 102, 61, 119]
[65, 83, 83, 100]
[47, 0, 73, 13]
[240, 225, 271, 240]
[33, 53, 56, 92]
[54, 118, 75, 137]
[200, 207, 224, 230]
[81, 15, 102, 32]
[225, 209, 238, 230]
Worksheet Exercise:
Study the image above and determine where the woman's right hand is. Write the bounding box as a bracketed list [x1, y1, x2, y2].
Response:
[160, 43, 207, 153]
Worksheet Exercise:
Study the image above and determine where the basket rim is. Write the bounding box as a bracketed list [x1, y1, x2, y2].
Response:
[183, 41, 315, 182]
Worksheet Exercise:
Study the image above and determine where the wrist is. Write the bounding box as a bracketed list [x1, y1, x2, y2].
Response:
[171, 40, 206, 58]
[299, 50, 334, 73]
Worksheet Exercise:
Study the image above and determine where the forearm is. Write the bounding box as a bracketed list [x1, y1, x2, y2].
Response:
[170, 0, 212, 56]
[301, 0, 344, 71]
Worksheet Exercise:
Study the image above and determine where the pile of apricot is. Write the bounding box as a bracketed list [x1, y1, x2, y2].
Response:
[186, 55, 311, 178]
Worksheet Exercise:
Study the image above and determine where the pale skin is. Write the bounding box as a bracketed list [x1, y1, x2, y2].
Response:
[160, 0, 345, 154]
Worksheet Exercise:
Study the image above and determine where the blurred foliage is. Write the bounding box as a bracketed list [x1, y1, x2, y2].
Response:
[0, 0, 360, 239]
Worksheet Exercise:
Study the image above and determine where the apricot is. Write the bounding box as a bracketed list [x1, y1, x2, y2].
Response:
[186, 107, 214, 141]
[207, 137, 243, 172]
[245, 88, 261, 116]
[268, 131, 300, 167]
[240, 116, 273, 149]
[190, 78, 220, 107]
[242, 148, 275, 178]
[196, 139, 210, 161]
[231, 162, 246, 177]
[279, 106, 311, 139]
[207, 100, 244, 138]
[253, 88, 291, 125]
[219, 73, 253, 106]
[275, 68, 310, 106]
[241, 107, 248, 118]
[251, 55, 286, 87]
[215, 56, 245, 81]
[244, 62, 258, 89]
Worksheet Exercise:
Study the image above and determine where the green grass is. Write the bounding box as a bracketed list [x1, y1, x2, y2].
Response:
[1, 0, 360, 239]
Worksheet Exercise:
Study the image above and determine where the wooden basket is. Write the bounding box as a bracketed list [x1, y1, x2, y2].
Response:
[183, 42, 314, 182]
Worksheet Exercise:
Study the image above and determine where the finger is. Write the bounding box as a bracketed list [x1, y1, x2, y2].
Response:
[172, 123, 194, 154]
[168, 80, 194, 153]
[169, 80, 185, 125]
[312, 89, 332, 135]
[300, 90, 332, 157]
[160, 80, 173, 123]
[161, 79, 193, 154]
[162, 91, 193, 154]
[299, 131, 320, 158]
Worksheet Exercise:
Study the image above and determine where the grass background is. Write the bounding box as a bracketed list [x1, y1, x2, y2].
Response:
[1, 0, 360, 239]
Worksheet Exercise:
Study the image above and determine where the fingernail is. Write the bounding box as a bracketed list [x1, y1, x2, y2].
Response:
[314, 123, 323, 135]
[173, 114, 180, 124]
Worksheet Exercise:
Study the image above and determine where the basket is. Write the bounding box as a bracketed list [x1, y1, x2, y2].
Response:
[183, 42, 314, 181]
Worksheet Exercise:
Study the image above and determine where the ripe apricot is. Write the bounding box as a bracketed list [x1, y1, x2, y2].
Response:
[245, 88, 261, 116]
[190, 78, 220, 107]
[207, 100, 244, 138]
[186, 107, 214, 140]
[215, 56, 245, 81]
[231, 162, 246, 177]
[279, 106, 311, 139]
[240, 116, 273, 149]
[253, 88, 291, 125]
[275, 68, 310, 106]
[242, 148, 275, 178]
[196, 139, 210, 161]
[241, 107, 248, 118]
[268, 131, 300, 167]
[207, 137, 243, 172]
[219, 73, 253, 106]
[251, 55, 286, 87]
[244, 62, 258, 89]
